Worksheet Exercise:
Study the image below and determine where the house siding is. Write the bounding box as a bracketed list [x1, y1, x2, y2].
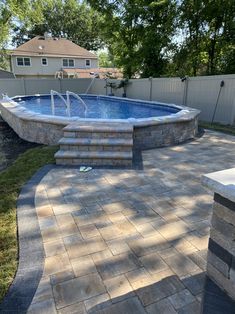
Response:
[12, 56, 98, 77]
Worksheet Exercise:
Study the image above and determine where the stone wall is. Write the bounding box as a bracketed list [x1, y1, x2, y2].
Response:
[0, 99, 199, 148]
[134, 118, 198, 149]
[207, 193, 235, 299]
[202, 168, 235, 300]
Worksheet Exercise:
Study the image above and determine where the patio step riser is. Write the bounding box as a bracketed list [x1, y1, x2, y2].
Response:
[63, 131, 133, 139]
[56, 158, 132, 167]
[60, 145, 133, 152]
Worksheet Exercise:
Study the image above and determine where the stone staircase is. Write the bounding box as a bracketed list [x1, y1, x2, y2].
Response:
[55, 122, 133, 167]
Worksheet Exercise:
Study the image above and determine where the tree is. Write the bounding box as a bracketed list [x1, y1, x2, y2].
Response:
[88, 0, 177, 78]
[12, 0, 104, 51]
[97, 51, 114, 67]
[174, 0, 235, 76]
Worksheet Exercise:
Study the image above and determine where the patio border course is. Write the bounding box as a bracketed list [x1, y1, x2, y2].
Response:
[0, 164, 54, 313]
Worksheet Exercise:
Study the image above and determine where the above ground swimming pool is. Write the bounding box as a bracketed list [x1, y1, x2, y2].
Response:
[0, 93, 200, 149]
[13, 94, 180, 120]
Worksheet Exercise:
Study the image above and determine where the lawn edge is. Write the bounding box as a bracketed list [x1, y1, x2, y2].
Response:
[0, 164, 54, 313]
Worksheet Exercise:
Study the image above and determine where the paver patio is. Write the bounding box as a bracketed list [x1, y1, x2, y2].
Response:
[26, 130, 235, 313]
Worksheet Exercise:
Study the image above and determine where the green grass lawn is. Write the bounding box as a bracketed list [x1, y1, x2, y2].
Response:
[199, 121, 235, 136]
[0, 145, 58, 302]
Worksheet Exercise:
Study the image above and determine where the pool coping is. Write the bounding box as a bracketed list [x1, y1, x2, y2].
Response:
[0, 165, 54, 313]
[0, 94, 200, 127]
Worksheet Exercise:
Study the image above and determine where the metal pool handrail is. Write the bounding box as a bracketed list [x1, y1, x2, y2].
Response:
[66, 91, 87, 117]
[50, 90, 67, 115]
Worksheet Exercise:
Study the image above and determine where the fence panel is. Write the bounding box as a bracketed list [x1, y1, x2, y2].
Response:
[0, 79, 25, 97]
[61, 79, 91, 94]
[151, 78, 184, 105]
[24, 79, 61, 95]
[186, 75, 235, 124]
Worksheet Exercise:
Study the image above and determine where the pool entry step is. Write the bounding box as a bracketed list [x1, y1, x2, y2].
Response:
[55, 122, 133, 167]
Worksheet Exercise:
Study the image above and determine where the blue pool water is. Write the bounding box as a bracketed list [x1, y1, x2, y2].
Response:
[13, 94, 180, 120]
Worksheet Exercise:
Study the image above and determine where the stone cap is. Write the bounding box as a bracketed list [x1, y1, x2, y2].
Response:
[202, 168, 235, 202]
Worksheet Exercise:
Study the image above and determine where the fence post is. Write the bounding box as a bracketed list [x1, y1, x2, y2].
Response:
[149, 77, 153, 101]
[182, 76, 189, 106]
[59, 78, 62, 93]
[23, 78, 26, 95]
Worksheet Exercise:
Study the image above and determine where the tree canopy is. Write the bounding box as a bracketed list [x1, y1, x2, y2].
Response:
[0, 0, 234, 77]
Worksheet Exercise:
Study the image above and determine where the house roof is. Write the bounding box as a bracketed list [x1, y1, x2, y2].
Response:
[62, 68, 123, 79]
[11, 36, 97, 59]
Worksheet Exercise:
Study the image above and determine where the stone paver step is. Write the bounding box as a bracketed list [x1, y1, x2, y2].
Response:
[55, 150, 133, 160]
[64, 122, 133, 133]
[58, 137, 133, 147]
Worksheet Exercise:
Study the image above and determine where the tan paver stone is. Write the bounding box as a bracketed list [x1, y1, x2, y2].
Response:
[164, 252, 200, 277]
[71, 255, 97, 277]
[44, 253, 71, 276]
[92, 249, 113, 264]
[41, 226, 61, 243]
[64, 235, 107, 259]
[106, 239, 130, 255]
[28, 299, 57, 314]
[52, 204, 79, 215]
[95, 297, 146, 314]
[56, 213, 75, 227]
[186, 231, 209, 251]
[96, 253, 140, 280]
[127, 233, 171, 257]
[50, 269, 75, 286]
[59, 222, 80, 237]
[102, 201, 131, 214]
[135, 222, 160, 237]
[44, 239, 66, 257]
[168, 289, 196, 310]
[125, 267, 151, 284]
[140, 252, 169, 275]
[58, 301, 87, 314]
[107, 212, 126, 223]
[36, 205, 54, 218]
[53, 273, 106, 309]
[84, 293, 111, 313]
[158, 220, 189, 241]
[79, 224, 100, 239]
[98, 224, 123, 241]
[146, 298, 177, 314]
[138, 274, 185, 307]
[104, 274, 134, 302]
[172, 237, 198, 255]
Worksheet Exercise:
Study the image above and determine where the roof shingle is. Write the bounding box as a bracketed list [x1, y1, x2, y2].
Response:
[11, 36, 97, 59]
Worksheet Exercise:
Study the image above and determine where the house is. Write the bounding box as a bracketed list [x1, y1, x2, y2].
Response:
[10, 35, 98, 78]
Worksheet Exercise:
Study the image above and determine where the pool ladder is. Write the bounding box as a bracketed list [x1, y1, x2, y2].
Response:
[50, 90, 87, 117]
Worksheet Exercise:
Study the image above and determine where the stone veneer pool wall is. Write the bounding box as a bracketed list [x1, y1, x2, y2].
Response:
[0, 98, 200, 149]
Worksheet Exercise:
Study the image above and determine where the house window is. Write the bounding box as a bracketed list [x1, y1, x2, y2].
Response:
[62, 59, 74, 67]
[17, 57, 31, 66]
[85, 59, 91, 67]
[41, 58, 48, 66]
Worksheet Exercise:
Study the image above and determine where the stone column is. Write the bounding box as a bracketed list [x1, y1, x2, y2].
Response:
[202, 168, 235, 300]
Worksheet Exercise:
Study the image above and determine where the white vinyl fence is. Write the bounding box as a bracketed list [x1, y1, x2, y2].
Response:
[0, 75, 235, 125]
